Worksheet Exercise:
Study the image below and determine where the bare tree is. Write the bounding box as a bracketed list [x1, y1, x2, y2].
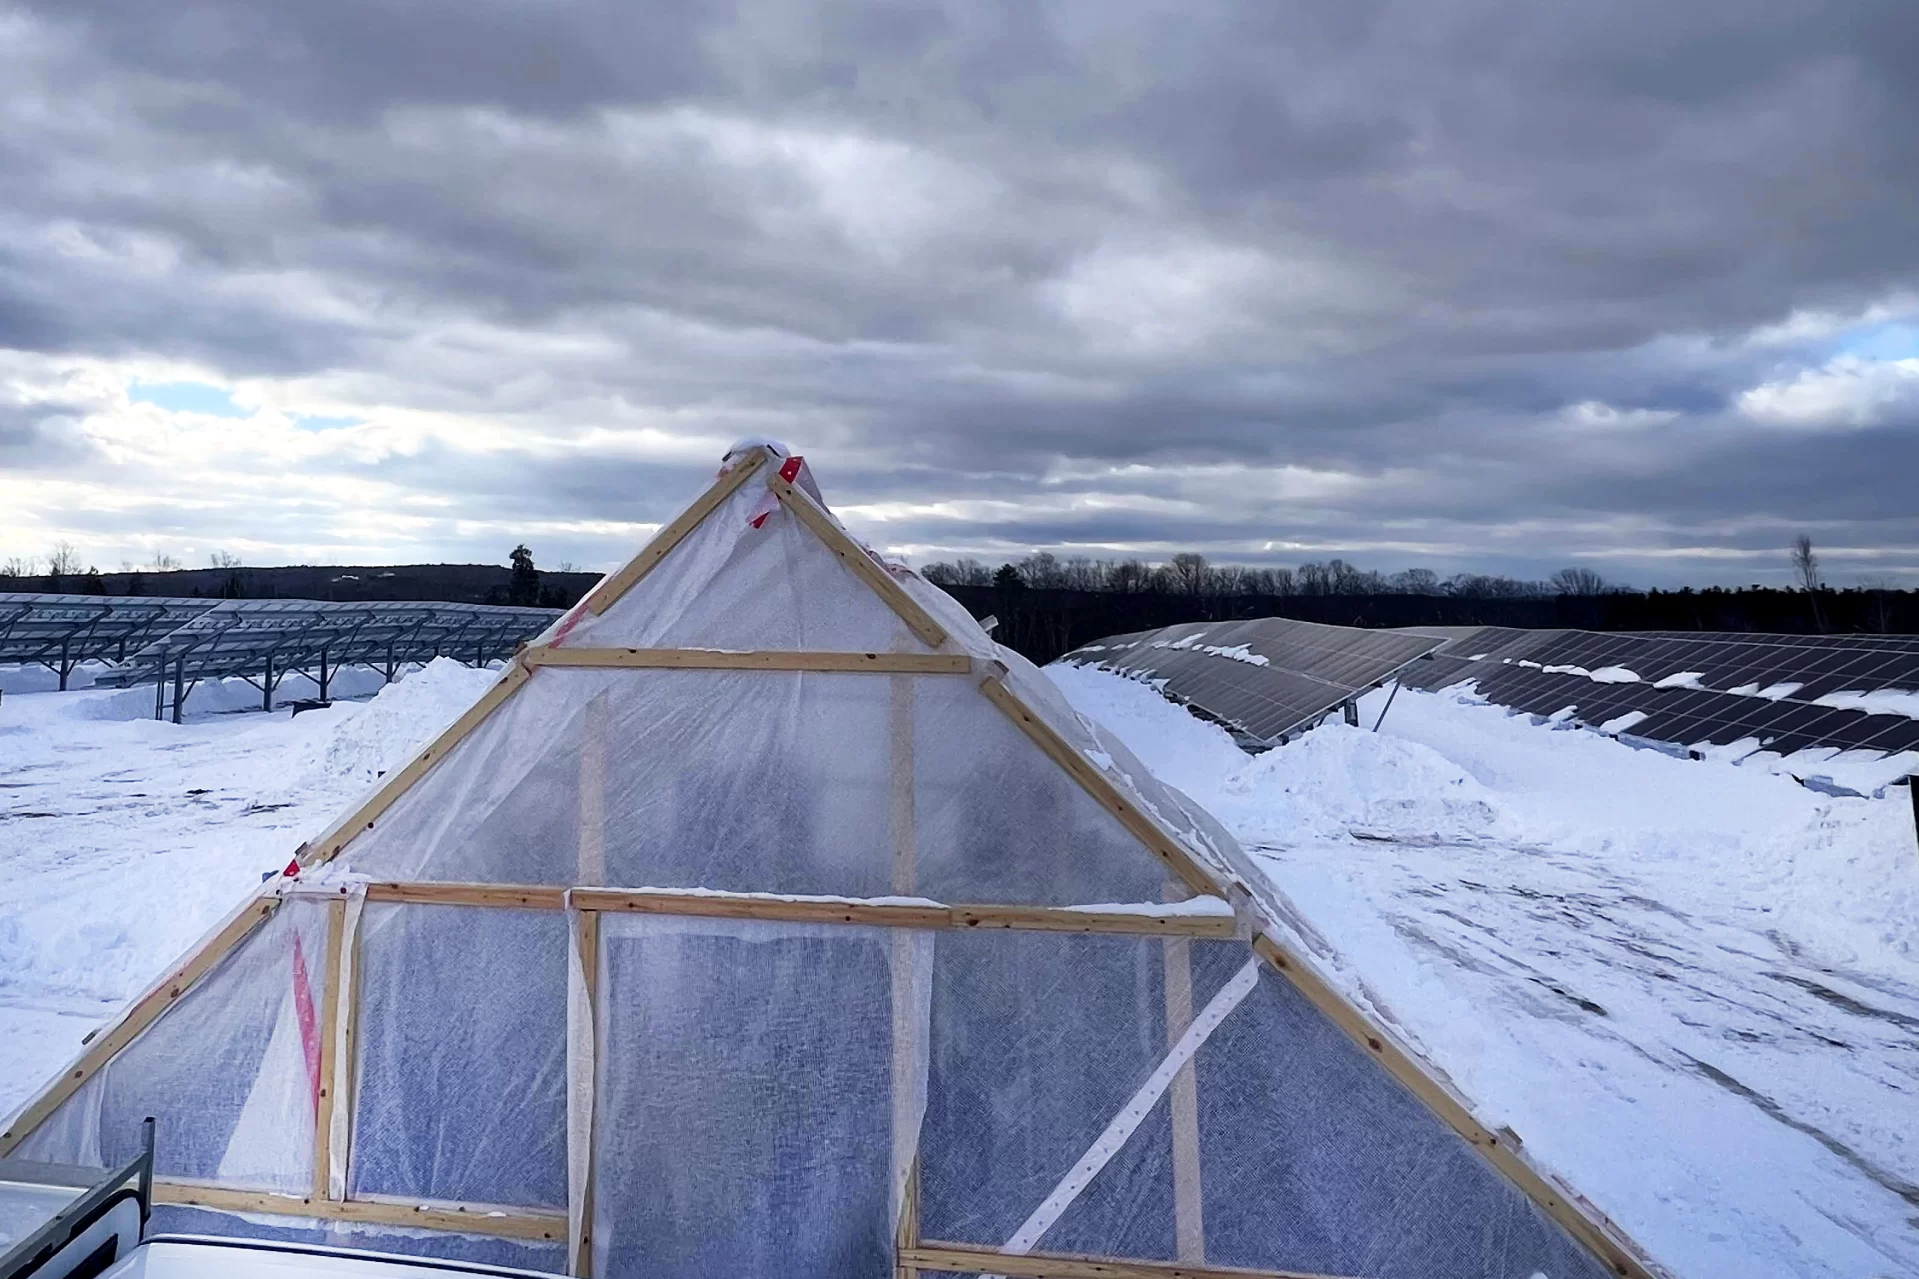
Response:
[148, 552, 182, 572]
[208, 550, 242, 569]
[1550, 567, 1609, 596]
[45, 541, 82, 577]
[2, 554, 37, 579]
[1170, 552, 1209, 596]
[1790, 535, 1826, 630]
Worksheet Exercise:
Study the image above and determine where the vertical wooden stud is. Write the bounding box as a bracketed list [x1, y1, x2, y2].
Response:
[1163, 887, 1205, 1262]
[313, 898, 348, 1199]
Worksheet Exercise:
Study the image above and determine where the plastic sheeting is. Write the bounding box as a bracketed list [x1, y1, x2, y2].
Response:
[14, 901, 329, 1190]
[338, 668, 1172, 907]
[590, 915, 929, 1279]
[556, 476, 925, 656]
[349, 904, 568, 1210]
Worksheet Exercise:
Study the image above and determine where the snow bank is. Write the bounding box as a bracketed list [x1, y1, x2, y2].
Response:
[287, 658, 500, 790]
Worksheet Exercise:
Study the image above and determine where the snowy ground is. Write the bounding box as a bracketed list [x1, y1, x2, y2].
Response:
[2, 660, 1915, 1278]
[0, 660, 501, 1100]
[1049, 664, 1919, 1279]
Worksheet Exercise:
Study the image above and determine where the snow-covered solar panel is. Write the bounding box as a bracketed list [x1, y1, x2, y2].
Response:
[0, 594, 221, 687]
[1058, 617, 1443, 745]
[1400, 626, 1919, 760]
[100, 598, 562, 691]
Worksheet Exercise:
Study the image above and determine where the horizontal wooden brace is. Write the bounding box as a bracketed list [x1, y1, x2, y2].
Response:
[522, 646, 972, 674]
[357, 883, 1235, 937]
[366, 882, 569, 910]
[153, 1180, 566, 1243]
[904, 1243, 1354, 1279]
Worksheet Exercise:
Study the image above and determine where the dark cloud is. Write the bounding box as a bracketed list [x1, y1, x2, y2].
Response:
[2, 0, 1917, 583]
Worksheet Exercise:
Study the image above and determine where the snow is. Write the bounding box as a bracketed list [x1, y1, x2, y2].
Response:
[1815, 688, 1919, 721]
[1045, 662, 1919, 1279]
[0, 658, 501, 1110]
[6, 649, 1917, 1278]
[1653, 671, 1709, 690]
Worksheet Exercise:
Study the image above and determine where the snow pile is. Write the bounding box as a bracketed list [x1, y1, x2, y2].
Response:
[287, 658, 500, 790]
[1048, 662, 1919, 1279]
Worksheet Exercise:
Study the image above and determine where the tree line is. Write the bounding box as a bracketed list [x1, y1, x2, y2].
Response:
[922, 551, 1619, 599]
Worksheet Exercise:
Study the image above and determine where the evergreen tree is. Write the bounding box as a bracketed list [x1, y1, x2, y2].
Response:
[82, 567, 107, 594]
[508, 544, 542, 607]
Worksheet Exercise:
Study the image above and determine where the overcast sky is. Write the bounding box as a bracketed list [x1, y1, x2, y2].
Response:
[4, 1, 1918, 586]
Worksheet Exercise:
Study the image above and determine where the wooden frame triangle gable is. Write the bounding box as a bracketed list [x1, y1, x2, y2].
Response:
[0, 442, 1670, 1279]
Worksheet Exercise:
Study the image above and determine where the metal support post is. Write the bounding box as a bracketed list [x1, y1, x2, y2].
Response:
[154, 678, 164, 721]
[318, 647, 331, 702]
[263, 654, 275, 713]
[171, 656, 186, 725]
[58, 638, 69, 692]
[1910, 775, 1918, 851]
[1342, 700, 1359, 727]
[1372, 679, 1402, 732]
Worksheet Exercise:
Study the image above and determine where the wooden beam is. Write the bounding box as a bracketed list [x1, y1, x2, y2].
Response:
[152, 1181, 566, 1243]
[332, 900, 366, 1202]
[582, 447, 769, 617]
[571, 908, 600, 1278]
[0, 898, 281, 1157]
[766, 472, 949, 650]
[356, 882, 1234, 937]
[977, 674, 1222, 900]
[566, 889, 1236, 937]
[366, 882, 568, 910]
[895, 1157, 921, 1279]
[1163, 891, 1205, 1263]
[524, 646, 972, 674]
[903, 1243, 1352, 1279]
[312, 898, 348, 1199]
[306, 662, 533, 865]
[1249, 934, 1656, 1279]
[948, 905, 1234, 938]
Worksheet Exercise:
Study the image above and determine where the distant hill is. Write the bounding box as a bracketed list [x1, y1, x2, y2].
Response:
[0, 564, 603, 610]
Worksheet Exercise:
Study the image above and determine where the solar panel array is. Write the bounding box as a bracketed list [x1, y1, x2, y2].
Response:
[0, 593, 562, 719]
[1399, 627, 1919, 758]
[1058, 617, 1443, 746]
[0, 594, 221, 688]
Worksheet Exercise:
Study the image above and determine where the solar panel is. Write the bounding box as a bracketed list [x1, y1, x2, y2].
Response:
[0, 594, 222, 688]
[1058, 617, 1443, 746]
[96, 599, 562, 719]
[1398, 626, 1919, 764]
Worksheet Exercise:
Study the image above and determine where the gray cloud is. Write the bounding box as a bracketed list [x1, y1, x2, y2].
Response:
[3, 0, 1918, 583]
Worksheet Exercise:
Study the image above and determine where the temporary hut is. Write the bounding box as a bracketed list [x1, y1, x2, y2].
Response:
[1, 444, 1666, 1279]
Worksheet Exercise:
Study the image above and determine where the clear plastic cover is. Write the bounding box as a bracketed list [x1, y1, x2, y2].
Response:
[590, 914, 929, 1279]
[348, 903, 568, 1210]
[341, 668, 1176, 907]
[559, 480, 926, 655]
[14, 901, 328, 1190]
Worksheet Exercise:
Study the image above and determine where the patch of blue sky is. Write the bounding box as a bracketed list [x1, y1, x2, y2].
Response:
[1834, 320, 1919, 361]
[292, 414, 362, 431]
[127, 380, 246, 417]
